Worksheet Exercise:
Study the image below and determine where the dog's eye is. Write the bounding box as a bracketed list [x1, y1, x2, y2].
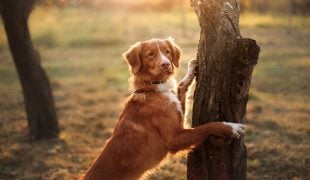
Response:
[148, 52, 155, 57]
[165, 49, 170, 54]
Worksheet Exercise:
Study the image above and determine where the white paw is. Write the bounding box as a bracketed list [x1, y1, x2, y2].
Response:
[223, 122, 246, 139]
[187, 59, 198, 74]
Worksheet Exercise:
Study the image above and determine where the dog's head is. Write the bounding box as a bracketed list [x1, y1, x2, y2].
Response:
[123, 37, 181, 81]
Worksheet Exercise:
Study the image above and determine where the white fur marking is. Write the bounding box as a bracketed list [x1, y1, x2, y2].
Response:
[157, 78, 177, 92]
[156, 41, 170, 64]
[162, 92, 182, 113]
[157, 78, 183, 114]
[223, 122, 246, 138]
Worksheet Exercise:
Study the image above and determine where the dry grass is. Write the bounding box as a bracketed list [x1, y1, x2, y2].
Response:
[0, 7, 309, 180]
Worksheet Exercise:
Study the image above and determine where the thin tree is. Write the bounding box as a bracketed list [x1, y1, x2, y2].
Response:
[187, 0, 260, 179]
[0, 0, 59, 139]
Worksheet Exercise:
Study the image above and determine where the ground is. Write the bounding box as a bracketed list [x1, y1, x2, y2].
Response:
[0, 7, 309, 180]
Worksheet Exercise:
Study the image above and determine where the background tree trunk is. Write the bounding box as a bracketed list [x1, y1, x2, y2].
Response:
[187, 0, 260, 179]
[0, 0, 59, 139]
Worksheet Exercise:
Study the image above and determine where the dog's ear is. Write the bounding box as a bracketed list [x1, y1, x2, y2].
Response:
[123, 42, 142, 74]
[165, 37, 181, 68]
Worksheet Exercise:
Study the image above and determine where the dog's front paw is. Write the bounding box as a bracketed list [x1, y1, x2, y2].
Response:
[187, 59, 198, 75]
[223, 122, 246, 139]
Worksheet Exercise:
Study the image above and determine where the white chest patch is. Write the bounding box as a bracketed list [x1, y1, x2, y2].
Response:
[162, 91, 182, 114]
[157, 78, 183, 114]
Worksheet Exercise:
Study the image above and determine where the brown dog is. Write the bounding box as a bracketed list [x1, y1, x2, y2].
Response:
[81, 38, 245, 180]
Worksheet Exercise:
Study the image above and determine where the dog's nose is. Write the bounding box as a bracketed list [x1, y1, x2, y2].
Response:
[161, 62, 170, 68]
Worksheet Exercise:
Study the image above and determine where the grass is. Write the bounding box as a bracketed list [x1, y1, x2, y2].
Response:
[0, 6, 310, 180]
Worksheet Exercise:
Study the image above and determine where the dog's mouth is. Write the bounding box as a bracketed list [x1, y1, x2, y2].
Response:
[161, 67, 172, 74]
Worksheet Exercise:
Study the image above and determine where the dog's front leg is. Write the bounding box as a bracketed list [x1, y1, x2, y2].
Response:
[177, 59, 197, 112]
[160, 122, 246, 153]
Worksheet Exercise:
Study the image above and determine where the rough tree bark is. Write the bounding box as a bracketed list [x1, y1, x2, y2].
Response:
[187, 0, 260, 179]
[0, 0, 59, 139]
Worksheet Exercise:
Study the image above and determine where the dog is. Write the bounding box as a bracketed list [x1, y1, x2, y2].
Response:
[80, 38, 246, 180]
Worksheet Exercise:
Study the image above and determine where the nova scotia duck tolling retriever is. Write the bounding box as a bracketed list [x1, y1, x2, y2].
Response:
[80, 37, 246, 180]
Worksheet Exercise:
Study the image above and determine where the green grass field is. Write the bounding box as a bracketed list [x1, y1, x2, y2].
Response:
[0, 7, 309, 179]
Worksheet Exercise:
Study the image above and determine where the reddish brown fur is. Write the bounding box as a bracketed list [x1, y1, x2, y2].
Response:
[81, 38, 241, 180]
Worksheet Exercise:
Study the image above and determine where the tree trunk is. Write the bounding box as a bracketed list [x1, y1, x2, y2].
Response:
[0, 0, 59, 139]
[187, 0, 260, 179]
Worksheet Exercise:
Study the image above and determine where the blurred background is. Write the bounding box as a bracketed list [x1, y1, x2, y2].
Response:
[0, 0, 309, 179]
